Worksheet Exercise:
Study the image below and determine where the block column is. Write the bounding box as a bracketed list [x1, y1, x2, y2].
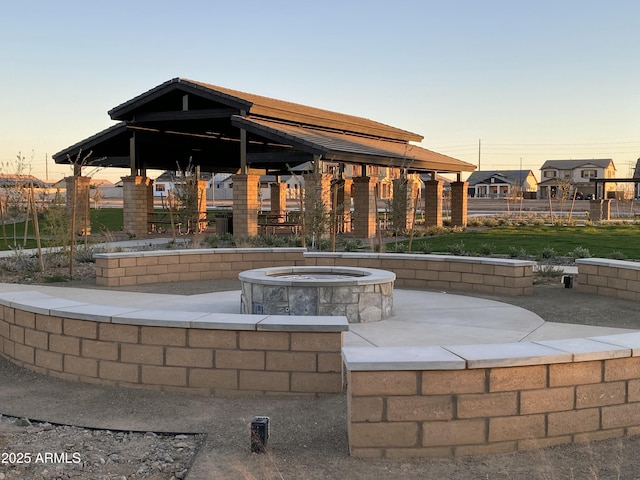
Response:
[270, 182, 287, 222]
[122, 176, 154, 237]
[352, 176, 378, 238]
[334, 178, 352, 233]
[423, 180, 443, 227]
[197, 180, 208, 231]
[392, 176, 421, 230]
[450, 181, 468, 227]
[303, 173, 332, 236]
[65, 176, 91, 236]
[232, 173, 259, 237]
[589, 199, 611, 221]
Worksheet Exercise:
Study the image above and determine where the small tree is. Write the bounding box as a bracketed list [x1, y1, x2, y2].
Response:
[302, 173, 329, 250]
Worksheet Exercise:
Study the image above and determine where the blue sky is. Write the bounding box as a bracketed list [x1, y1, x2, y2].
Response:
[1, 0, 638, 182]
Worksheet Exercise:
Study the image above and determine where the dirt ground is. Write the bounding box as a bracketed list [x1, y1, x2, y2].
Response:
[3, 276, 640, 479]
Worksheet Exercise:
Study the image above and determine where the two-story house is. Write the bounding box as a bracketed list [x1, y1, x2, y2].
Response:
[466, 170, 538, 199]
[538, 159, 616, 199]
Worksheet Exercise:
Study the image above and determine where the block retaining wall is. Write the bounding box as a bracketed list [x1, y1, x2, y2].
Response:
[95, 249, 535, 296]
[0, 291, 346, 395]
[577, 258, 640, 301]
[344, 334, 640, 458]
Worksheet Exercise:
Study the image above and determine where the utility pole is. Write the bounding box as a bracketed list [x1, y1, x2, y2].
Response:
[478, 139, 481, 170]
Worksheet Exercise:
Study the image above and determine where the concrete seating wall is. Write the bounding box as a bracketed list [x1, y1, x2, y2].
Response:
[344, 335, 640, 458]
[305, 253, 534, 296]
[0, 292, 346, 395]
[94, 248, 307, 287]
[95, 249, 535, 296]
[577, 258, 640, 301]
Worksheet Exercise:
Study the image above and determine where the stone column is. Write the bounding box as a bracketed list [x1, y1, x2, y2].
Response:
[450, 181, 468, 227]
[589, 199, 611, 221]
[122, 176, 154, 237]
[334, 178, 352, 233]
[65, 176, 91, 236]
[423, 180, 443, 227]
[270, 182, 287, 222]
[352, 176, 378, 238]
[232, 173, 259, 237]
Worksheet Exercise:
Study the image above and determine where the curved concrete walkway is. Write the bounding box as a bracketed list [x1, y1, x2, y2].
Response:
[0, 282, 632, 347]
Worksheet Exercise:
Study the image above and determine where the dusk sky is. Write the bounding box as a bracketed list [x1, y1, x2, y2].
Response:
[1, 0, 638, 182]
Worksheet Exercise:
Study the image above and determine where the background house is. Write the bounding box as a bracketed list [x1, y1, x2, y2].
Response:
[466, 170, 538, 199]
[538, 159, 616, 199]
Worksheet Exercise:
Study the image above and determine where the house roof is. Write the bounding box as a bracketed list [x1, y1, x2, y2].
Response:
[540, 159, 614, 170]
[54, 78, 475, 175]
[466, 170, 535, 186]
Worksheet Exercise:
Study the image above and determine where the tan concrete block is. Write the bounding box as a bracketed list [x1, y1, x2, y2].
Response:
[137, 256, 159, 266]
[454, 441, 517, 457]
[550, 361, 602, 386]
[2, 306, 15, 324]
[166, 347, 213, 368]
[140, 327, 186, 346]
[439, 271, 462, 283]
[36, 315, 62, 333]
[518, 435, 572, 451]
[121, 344, 163, 365]
[423, 419, 486, 447]
[13, 343, 34, 364]
[629, 379, 640, 402]
[49, 334, 80, 356]
[238, 370, 289, 391]
[3, 338, 15, 357]
[124, 266, 148, 276]
[350, 371, 418, 396]
[490, 365, 547, 392]
[422, 369, 485, 395]
[189, 329, 236, 348]
[9, 324, 24, 344]
[384, 447, 453, 458]
[520, 386, 574, 414]
[216, 350, 264, 370]
[457, 392, 518, 418]
[350, 422, 419, 448]
[240, 331, 290, 351]
[14, 310, 35, 328]
[63, 319, 97, 339]
[291, 372, 342, 393]
[118, 257, 138, 267]
[547, 408, 600, 436]
[0, 319, 9, 339]
[349, 396, 383, 422]
[99, 323, 138, 343]
[117, 276, 138, 287]
[266, 351, 316, 371]
[64, 355, 98, 377]
[35, 349, 63, 371]
[99, 360, 139, 383]
[574, 428, 625, 444]
[158, 255, 181, 265]
[81, 339, 118, 360]
[291, 332, 341, 352]
[576, 381, 625, 408]
[489, 414, 545, 442]
[605, 357, 640, 381]
[387, 395, 453, 421]
[24, 329, 48, 350]
[141, 366, 187, 386]
[317, 353, 342, 373]
[188, 369, 238, 389]
[601, 402, 640, 429]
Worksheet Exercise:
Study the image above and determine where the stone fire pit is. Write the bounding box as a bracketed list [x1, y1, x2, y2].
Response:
[239, 266, 395, 323]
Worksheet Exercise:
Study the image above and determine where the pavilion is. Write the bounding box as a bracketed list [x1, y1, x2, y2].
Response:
[53, 78, 475, 237]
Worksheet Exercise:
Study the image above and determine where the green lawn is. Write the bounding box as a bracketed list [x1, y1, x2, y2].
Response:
[410, 225, 640, 259]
